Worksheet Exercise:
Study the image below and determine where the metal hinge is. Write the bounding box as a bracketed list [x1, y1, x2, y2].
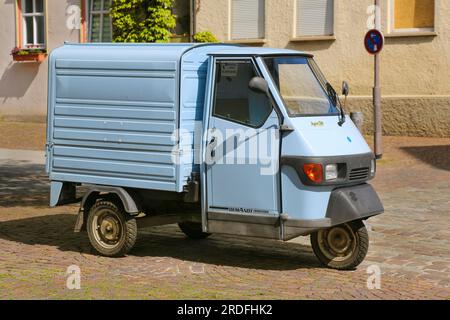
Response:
[45, 142, 54, 154]
[280, 124, 295, 132]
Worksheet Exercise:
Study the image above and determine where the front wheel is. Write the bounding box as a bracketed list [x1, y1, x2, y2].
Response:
[87, 199, 137, 257]
[310, 220, 369, 270]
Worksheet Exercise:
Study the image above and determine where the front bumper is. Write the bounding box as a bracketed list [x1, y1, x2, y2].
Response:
[325, 183, 384, 225]
[282, 183, 384, 240]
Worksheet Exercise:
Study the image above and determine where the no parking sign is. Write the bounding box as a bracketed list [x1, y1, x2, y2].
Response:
[364, 29, 384, 55]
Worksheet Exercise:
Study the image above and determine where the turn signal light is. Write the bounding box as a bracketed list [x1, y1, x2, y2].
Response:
[303, 164, 323, 184]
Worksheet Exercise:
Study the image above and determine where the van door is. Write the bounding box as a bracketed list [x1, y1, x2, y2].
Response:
[204, 58, 281, 237]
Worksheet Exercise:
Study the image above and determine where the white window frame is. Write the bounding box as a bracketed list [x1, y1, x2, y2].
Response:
[88, 0, 112, 42]
[389, 0, 436, 34]
[229, 0, 266, 41]
[21, 0, 46, 49]
[293, 0, 335, 38]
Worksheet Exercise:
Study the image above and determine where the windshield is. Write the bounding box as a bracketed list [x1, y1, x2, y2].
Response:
[264, 56, 339, 116]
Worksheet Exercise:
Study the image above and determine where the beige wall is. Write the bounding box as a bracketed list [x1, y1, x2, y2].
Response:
[0, 0, 79, 122]
[196, 0, 450, 137]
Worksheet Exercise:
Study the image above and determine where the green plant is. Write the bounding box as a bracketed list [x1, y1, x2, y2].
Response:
[111, 0, 176, 43]
[10, 47, 46, 56]
[193, 31, 219, 43]
[16, 50, 30, 56]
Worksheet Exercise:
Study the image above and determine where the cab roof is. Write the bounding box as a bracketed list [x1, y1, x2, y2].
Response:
[52, 42, 313, 63]
[204, 45, 313, 57]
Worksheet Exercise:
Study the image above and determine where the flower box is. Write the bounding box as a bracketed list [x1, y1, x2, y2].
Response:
[10, 47, 47, 63]
[12, 52, 47, 62]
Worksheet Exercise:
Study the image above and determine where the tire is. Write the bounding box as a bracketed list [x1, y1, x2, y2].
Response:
[310, 220, 369, 270]
[87, 199, 137, 257]
[178, 222, 211, 240]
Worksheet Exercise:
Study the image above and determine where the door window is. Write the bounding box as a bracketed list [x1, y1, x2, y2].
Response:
[213, 60, 272, 128]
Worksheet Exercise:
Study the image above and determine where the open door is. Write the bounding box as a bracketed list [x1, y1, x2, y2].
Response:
[203, 57, 281, 239]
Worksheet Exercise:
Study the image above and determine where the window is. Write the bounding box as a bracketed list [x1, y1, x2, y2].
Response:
[264, 56, 338, 116]
[214, 60, 272, 127]
[172, 0, 190, 39]
[391, 0, 435, 32]
[88, 0, 112, 42]
[231, 0, 265, 40]
[20, 0, 46, 49]
[295, 0, 334, 37]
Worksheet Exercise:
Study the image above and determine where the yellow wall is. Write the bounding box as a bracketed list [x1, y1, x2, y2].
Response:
[394, 0, 434, 29]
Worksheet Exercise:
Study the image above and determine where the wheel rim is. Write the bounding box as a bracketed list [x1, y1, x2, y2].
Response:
[317, 224, 358, 262]
[92, 209, 123, 249]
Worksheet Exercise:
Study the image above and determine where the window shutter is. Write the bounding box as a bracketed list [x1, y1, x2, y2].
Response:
[296, 0, 334, 36]
[89, 0, 112, 42]
[231, 0, 265, 39]
[394, 0, 434, 29]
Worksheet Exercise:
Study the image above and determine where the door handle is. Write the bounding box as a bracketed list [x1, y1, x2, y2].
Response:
[208, 137, 217, 159]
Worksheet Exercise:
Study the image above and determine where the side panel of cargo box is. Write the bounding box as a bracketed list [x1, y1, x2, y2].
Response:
[46, 44, 194, 192]
[178, 49, 209, 183]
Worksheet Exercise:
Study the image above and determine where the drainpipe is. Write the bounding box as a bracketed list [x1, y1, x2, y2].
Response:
[190, 0, 197, 42]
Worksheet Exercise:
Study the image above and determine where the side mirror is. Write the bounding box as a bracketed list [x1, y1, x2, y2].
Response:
[342, 81, 350, 97]
[249, 77, 269, 95]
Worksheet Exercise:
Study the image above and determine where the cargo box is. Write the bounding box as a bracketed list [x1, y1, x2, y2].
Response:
[46, 43, 219, 193]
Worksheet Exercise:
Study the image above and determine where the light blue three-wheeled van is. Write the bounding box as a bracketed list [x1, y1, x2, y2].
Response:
[46, 43, 383, 270]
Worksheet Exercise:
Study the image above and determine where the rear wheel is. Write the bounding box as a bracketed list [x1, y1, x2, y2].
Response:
[310, 220, 369, 270]
[87, 199, 137, 257]
[178, 222, 211, 240]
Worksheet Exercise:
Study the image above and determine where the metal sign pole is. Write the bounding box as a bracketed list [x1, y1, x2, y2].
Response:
[374, 0, 383, 159]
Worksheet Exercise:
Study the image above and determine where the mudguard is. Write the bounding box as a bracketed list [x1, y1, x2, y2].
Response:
[74, 186, 140, 233]
[326, 183, 384, 226]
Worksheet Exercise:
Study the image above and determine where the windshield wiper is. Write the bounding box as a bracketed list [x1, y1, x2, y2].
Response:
[326, 83, 346, 126]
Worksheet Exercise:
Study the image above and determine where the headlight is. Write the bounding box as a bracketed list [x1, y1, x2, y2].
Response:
[325, 164, 338, 181]
[371, 159, 376, 176]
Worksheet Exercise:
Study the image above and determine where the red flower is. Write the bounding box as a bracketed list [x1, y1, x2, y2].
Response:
[10, 46, 21, 55]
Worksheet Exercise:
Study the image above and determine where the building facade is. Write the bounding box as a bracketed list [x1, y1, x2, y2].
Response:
[0, 0, 449, 137]
[195, 0, 450, 137]
[0, 0, 190, 123]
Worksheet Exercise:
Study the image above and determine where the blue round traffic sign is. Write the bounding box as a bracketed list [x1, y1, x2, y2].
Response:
[364, 29, 384, 55]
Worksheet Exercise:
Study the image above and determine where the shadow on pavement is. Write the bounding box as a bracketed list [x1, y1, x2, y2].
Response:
[0, 159, 320, 270]
[401, 145, 450, 171]
[0, 161, 49, 207]
[0, 214, 320, 270]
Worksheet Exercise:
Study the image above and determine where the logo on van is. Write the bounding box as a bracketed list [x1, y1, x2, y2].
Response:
[228, 207, 255, 214]
[311, 121, 324, 127]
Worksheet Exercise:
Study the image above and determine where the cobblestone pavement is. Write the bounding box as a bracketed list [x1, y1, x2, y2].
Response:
[0, 137, 449, 300]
